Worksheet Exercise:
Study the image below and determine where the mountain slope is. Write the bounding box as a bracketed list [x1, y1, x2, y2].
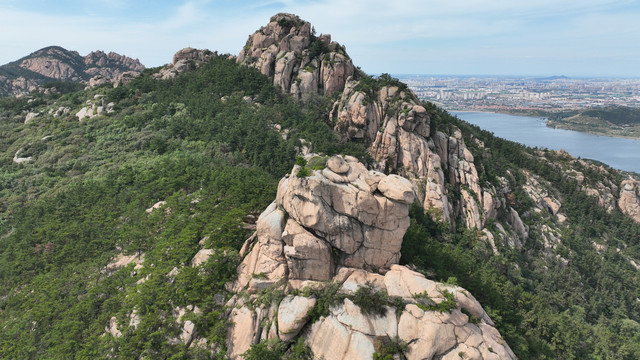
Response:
[0, 12, 638, 360]
[0, 46, 144, 96]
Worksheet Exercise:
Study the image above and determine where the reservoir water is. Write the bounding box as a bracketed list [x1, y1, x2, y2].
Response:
[451, 111, 640, 173]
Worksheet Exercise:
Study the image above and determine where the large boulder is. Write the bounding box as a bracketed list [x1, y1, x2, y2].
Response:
[277, 295, 316, 341]
[276, 155, 413, 270]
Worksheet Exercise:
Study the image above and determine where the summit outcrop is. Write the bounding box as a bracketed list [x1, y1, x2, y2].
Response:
[237, 13, 354, 99]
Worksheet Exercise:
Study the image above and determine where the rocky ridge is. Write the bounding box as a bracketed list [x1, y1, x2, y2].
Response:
[0, 46, 144, 96]
[226, 155, 516, 359]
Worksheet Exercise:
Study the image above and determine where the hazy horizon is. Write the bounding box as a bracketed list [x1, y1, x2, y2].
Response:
[1, 0, 639, 77]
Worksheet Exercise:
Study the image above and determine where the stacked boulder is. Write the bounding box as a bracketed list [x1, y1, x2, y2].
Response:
[226, 155, 517, 360]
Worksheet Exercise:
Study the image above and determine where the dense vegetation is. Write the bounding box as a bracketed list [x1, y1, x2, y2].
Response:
[549, 106, 640, 125]
[540, 105, 640, 139]
[0, 52, 638, 360]
[0, 55, 365, 359]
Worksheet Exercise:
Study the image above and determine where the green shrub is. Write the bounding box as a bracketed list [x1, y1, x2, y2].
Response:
[295, 156, 307, 166]
[303, 282, 345, 322]
[307, 155, 327, 170]
[243, 338, 288, 360]
[445, 276, 459, 286]
[251, 281, 286, 308]
[413, 290, 457, 313]
[284, 337, 313, 360]
[389, 296, 407, 315]
[296, 167, 311, 178]
[352, 282, 389, 316]
[461, 308, 480, 324]
[373, 336, 408, 360]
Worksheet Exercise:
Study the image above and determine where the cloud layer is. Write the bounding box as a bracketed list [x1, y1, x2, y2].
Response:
[0, 0, 638, 76]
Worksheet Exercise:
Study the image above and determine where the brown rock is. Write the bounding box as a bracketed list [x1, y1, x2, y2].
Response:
[377, 174, 416, 204]
[282, 220, 333, 281]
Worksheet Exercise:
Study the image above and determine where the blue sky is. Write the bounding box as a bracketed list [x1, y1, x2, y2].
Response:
[1, 0, 639, 77]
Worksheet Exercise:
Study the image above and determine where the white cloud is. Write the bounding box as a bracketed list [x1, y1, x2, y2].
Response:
[0, 0, 638, 75]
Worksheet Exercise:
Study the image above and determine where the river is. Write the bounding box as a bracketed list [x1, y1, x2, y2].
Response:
[451, 111, 640, 173]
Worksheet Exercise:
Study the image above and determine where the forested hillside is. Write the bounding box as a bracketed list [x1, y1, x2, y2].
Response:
[545, 105, 640, 138]
[0, 14, 639, 360]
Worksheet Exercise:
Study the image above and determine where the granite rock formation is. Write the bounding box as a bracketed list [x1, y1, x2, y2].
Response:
[226, 156, 516, 360]
[619, 178, 640, 223]
[237, 13, 354, 100]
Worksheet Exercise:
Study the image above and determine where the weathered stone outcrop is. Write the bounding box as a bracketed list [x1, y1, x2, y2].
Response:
[75, 94, 114, 120]
[619, 178, 640, 223]
[306, 266, 516, 360]
[237, 13, 354, 99]
[83, 50, 145, 80]
[558, 154, 640, 222]
[229, 264, 516, 360]
[0, 75, 39, 97]
[13, 147, 33, 164]
[48, 106, 71, 118]
[154, 48, 217, 80]
[226, 156, 515, 359]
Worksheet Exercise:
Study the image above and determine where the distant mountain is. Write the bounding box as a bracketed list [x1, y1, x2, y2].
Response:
[533, 75, 569, 81]
[0, 46, 144, 96]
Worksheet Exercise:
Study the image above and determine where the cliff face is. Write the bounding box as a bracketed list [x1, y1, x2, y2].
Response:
[0, 46, 144, 96]
[226, 155, 516, 360]
[235, 14, 531, 236]
[331, 79, 496, 231]
[619, 178, 640, 222]
[237, 13, 354, 100]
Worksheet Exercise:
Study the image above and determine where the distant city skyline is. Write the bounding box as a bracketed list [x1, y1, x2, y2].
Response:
[1, 0, 639, 77]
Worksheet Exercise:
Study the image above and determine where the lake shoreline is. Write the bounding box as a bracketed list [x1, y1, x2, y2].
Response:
[447, 108, 640, 141]
[451, 111, 640, 173]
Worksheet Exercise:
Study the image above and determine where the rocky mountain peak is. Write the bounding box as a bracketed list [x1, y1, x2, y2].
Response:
[237, 13, 354, 99]
[0, 46, 144, 96]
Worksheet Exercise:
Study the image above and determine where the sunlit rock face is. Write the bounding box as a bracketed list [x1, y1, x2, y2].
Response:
[237, 13, 354, 100]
